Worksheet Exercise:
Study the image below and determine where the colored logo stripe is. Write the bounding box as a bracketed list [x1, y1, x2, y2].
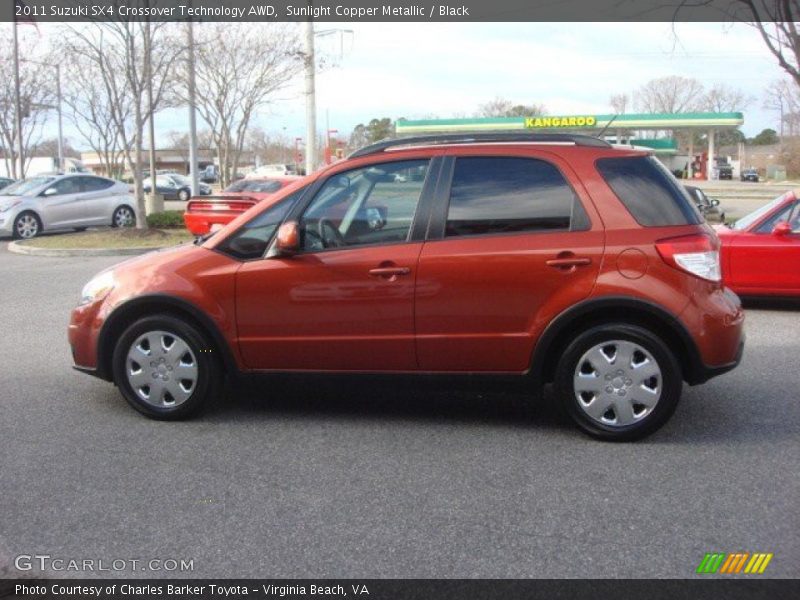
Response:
[697, 552, 773, 574]
[744, 553, 773, 574]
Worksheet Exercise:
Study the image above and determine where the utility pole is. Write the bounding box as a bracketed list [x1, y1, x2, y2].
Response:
[187, 20, 199, 195]
[304, 18, 316, 176]
[13, 21, 25, 179]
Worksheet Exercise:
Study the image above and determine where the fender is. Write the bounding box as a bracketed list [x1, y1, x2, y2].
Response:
[528, 295, 706, 385]
[96, 293, 240, 382]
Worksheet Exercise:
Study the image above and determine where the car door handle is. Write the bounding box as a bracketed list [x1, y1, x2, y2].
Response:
[546, 257, 592, 268]
[369, 267, 411, 278]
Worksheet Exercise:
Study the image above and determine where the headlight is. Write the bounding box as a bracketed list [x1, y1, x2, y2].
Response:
[79, 271, 115, 306]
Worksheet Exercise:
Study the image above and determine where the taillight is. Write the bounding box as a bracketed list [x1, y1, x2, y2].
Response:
[655, 233, 721, 282]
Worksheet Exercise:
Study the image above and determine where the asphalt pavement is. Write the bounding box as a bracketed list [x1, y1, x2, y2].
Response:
[0, 243, 797, 579]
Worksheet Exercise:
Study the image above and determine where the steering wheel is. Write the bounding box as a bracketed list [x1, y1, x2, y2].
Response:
[317, 218, 346, 248]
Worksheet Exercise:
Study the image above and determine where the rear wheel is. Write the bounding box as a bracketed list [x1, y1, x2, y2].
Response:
[13, 211, 41, 240]
[112, 205, 135, 228]
[178, 188, 190, 202]
[555, 324, 682, 441]
[112, 315, 221, 420]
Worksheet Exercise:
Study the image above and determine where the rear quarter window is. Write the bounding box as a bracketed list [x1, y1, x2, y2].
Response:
[596, 156, 702, 226]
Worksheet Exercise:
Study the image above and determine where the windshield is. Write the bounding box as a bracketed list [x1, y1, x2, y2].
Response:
[0, 176, 55, 196]
[733, 193, 791, 230]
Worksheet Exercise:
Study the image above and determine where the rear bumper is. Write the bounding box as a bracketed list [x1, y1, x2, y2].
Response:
[690, 336, 744, 384]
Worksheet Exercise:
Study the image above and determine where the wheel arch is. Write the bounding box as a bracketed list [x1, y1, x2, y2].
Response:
[530, 296, 705, 386]
[96, 294, 239, 382]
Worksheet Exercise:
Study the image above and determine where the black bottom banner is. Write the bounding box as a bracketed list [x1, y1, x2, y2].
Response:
[1, 579, 798, 600]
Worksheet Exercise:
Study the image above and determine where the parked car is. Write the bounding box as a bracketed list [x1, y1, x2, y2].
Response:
[715, 158, 733, 180]
[0, 177, 15, 191]
[183, 176, 301, 236]
[69, 133, 744, 441]
[0, 173, 135, 239]
[684, 185, 725, 222]
[740, 168, 760, 182]
[715, 190, 800, 296]
[245, 164, 297, 179]
[143, 173, 212, 202]
[200, 165, 218, 184]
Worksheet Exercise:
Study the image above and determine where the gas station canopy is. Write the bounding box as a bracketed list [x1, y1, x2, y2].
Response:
[396, 112, 744, 134]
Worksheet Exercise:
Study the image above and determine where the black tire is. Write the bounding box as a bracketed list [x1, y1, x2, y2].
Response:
[74, 227, 88, 232]
[554, 324, 682, 441]
[178, 188, 190, 202]
[112, 205, 135, 228]
[112, 314, 222, 420]
[12, 211, 42, 240]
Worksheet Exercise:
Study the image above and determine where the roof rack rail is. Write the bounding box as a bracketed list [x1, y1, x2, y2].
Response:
[348, 132, 611, 159]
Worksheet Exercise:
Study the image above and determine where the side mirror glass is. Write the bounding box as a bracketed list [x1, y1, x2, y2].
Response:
[772, 221, 792, 236]
[275, 221, 300, 255]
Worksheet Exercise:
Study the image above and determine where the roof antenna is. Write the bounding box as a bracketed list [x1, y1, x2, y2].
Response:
[595, 114, 620, 140]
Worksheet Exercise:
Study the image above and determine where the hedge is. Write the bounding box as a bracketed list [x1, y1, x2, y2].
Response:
[146, 210, 185, 229]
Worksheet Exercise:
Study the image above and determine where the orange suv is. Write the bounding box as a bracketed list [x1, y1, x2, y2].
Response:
[69, 134, 744, 440]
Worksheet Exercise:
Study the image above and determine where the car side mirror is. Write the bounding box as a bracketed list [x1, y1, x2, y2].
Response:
[711, 198, 720, 207]
[772, 221, 792, 236]
[42, 187, 58, 197]
[275, 221, 300, 256]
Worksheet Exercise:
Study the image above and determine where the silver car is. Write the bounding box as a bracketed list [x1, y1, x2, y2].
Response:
[0, 173, 136, 239]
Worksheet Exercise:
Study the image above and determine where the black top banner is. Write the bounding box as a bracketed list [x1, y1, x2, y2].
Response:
[0, 0, 794, 23]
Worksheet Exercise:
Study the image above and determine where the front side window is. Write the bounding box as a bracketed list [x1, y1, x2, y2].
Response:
[300, 159, 430, 252]
[48, 178, 81, 196]
[445, 156, 586, 238]
[755, 200, 797, 234]
[216, 186, 307, 260]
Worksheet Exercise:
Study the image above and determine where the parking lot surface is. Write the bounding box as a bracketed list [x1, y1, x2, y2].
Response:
[0, 243, 797, 578]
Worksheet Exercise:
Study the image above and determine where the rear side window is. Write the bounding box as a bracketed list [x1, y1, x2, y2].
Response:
[445, 157, 588, 237]
[596, 156, 702, 226]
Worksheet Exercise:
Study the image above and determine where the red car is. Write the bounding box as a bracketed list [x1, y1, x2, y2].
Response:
[70, 133, 744, 441]
[716, 190, 800, 296]
[183, 176, 301, 236]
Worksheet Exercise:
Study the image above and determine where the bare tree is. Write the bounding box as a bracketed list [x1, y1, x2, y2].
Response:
[63, 19, 180, 227]
[476, 97, 547, 117]
[609, 93, 630, 114]
[179, 23, 302, 188]
[704, 83, 753, 112]
[60, 52, 133, 179]
[0, 33, 56, 178]
[636, 76, 705, 113]
[763, 78, 800, 137]
[733, 1, 800, 88]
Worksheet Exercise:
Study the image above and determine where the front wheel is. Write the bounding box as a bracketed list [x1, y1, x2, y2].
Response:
[555, 324, 682, 441]
[178, 188, 190, 202]
[112, 315, 222, 420]
[13, 211, 42, 240]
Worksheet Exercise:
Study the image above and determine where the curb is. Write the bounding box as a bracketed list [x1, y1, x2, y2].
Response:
[7, 241, 169, 257]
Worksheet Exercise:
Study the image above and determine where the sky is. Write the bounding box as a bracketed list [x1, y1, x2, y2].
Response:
[26, 21, 792, 150]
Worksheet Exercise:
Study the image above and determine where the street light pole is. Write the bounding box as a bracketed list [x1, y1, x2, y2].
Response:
[303, 19, 316, 176]
[56, 64, 63, 172]
[187, 20, 199, 195]
[12, 21, 25, 179]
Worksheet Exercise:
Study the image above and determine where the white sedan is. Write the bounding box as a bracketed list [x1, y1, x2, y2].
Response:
[0, 173, 136, 239]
